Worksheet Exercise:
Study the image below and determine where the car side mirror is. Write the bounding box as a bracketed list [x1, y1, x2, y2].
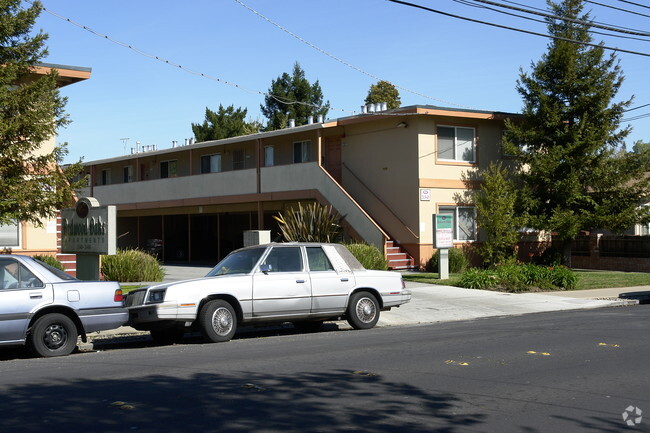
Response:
[260, 264, 273, 274]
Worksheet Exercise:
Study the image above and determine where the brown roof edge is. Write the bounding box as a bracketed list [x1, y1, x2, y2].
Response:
[32, 63, 92, 87]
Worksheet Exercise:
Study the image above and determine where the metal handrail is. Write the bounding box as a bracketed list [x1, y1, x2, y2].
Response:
[341, 163, 419, 240]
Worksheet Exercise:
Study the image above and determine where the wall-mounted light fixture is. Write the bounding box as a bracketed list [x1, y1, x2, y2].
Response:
[396, 122, 408, 128]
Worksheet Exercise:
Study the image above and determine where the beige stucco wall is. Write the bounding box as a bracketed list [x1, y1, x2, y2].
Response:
[339, 117, 420, 246]
[416, 117, 506, 264]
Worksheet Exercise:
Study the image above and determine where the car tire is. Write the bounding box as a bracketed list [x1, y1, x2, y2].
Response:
[346, 291, 380, 330]
[199, 300, 237, 343]
[292, 320, 324, 333]
[150, 328, 185, 345]
[30, 313, 78, 357]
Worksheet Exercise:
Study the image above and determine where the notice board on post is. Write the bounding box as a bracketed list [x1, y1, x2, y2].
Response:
[433, 214, 454, 249]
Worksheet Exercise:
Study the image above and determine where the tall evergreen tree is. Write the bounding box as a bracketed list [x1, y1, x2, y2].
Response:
[0, 0, 85, 227]
[260, 62, 329, 131]
[365, 80, 401, 109]
[502, 0, 650, 266]
[192, 104, 262, 142]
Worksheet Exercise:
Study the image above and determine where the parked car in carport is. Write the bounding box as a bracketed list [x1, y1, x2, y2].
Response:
[0, 255, 128, 357]
[126, 243, 411, 344]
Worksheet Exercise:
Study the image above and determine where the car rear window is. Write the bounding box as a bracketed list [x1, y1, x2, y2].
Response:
[325, 244, 365, 271]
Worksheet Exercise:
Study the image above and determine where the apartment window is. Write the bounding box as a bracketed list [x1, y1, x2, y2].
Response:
[437, 126, 476, 162]
[123, 166, 133, 183]
[293, 140, 311, 163]
[100, 169, 111, 185]
[232, 150, 245, 170]
[200, 154, 222, 173]
[438, 206, 477, 241]
[0, 221, 20, 247]
[264, 146, 274, 167]
[160, 160, 177, 179]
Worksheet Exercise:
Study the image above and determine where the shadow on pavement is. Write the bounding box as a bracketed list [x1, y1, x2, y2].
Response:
[0, 369, 485, 432]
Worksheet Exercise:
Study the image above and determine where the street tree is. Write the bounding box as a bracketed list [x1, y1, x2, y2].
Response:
[474, 162, 522, 267]
[502, 0, 650, 266]
[0, 0, 85, 227]
[365, 80, 401, 109]
[260, 62, 329, 131]
[632, 140, 650, 164]
[192, 104, 262, 142]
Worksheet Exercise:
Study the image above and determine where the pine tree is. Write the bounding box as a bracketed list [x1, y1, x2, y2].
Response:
[192, 104, 262, 142]
[260, 62, 329, 131]
[0, 0, 85, 226]
[502, 0, 650, 266]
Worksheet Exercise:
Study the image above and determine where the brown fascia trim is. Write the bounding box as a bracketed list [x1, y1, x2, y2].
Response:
[31, 63, 92, 87]
[335, 105, 519, 126]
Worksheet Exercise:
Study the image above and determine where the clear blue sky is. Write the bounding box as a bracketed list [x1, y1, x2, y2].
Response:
[31, 0, 650, 163]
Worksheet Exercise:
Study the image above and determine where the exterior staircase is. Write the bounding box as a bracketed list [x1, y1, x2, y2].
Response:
[386, 240, 417, 270]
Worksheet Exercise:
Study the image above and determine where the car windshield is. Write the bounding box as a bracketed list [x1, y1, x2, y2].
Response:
[206, 247, 266, 276]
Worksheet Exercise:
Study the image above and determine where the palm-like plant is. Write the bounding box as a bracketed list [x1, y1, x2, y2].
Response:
[273, 202, 341, 242]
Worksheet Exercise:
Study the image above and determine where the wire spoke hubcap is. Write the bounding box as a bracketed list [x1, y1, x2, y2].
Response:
[356, 298, 376, 323]
[212, 307, 234, 336]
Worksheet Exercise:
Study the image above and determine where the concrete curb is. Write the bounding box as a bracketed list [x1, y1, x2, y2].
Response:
[78, 282, 646, 352]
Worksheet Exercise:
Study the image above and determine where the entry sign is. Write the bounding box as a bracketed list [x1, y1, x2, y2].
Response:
[61, 197, 116, 255]
[434, 214, 454, 249]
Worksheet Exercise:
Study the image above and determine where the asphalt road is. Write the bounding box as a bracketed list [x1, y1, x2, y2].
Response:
[0, 304, 648, 433]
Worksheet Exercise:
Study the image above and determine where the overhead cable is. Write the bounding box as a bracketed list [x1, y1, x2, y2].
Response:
[232, 0, 474, 109]
[386, 0, 650, 57]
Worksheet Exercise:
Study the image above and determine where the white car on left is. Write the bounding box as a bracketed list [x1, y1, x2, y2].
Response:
[0, 255, 128, 357]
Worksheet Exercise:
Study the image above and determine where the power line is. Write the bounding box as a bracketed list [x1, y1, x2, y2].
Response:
[615, 0, 650, 11]
[30, 2, 357, 115]
[461, 0, 650, 36]
[232, 0, 474, 109]
[586, 0, 650, 18]
[386, 0, 650, 57]
[624, 102, 650, 112]
[454, 0, 650, 42]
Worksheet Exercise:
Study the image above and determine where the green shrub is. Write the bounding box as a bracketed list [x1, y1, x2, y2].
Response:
[549, 266, 579, 290]
[426, 248, 469, 273]
[33, 254, 65, 271]
[458, 268, 497, 290]
[494, 264, 527, 292]
[273, 202, 341, 242]
[459, 263, 578, 292]
[345, 243, 388, 270]
[101, 249, 165, 282]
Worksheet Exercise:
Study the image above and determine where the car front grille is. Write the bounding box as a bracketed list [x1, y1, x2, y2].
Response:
[125, 290, 146, 307]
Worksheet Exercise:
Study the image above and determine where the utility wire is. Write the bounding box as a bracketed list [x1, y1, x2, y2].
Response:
[386, 0, 650, 57]
[454, 0, 650, 42]
[624, 102, 650, 112]
[30, 1, 357, 115]
[616, 0, 650, 11]
[232, 0, 473, 109]
[462, 0, 650, 36]
[586, 0, 650, 18]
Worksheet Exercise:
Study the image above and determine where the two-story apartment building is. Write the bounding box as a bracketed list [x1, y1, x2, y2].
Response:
[0, 63, 91, 272]
[79, 105, 514, 268]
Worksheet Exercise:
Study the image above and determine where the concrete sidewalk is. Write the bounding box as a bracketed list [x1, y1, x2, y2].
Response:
[88, 266, 647, 344]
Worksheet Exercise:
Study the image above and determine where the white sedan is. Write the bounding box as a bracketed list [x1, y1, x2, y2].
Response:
[126, 243, 411, 344]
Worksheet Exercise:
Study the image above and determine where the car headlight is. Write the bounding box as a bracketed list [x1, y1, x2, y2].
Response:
[148, 289, 166, 304]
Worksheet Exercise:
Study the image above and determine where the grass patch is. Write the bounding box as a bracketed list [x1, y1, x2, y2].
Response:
[404, 269, 650, 291]
[402, 273, 463, 287]
[574, 270, 650, 290]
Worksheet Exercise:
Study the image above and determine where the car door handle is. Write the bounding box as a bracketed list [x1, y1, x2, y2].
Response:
[340, 278, 349, 282]
[296, 279, 306, 284]
[30, 292, 42, 299]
